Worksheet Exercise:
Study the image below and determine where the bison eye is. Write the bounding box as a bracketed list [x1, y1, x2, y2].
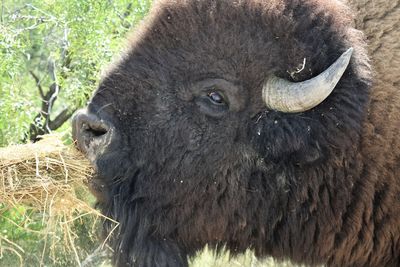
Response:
[207, 91, 225, 105]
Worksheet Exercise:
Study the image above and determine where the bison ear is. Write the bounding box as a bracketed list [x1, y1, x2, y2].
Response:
[262, 48, 353, 113]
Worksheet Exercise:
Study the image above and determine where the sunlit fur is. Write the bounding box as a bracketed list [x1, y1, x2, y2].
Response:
[85, 0, 400, 266]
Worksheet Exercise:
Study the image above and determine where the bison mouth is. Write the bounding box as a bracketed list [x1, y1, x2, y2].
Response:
[85, 173, 110, 203]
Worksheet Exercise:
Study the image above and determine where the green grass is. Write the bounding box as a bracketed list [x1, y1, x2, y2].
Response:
[191, 247, 295, 267]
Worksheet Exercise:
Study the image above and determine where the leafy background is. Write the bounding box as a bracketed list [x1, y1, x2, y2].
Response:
[0, 1, 295, 266]
[0, 0, 151, 145]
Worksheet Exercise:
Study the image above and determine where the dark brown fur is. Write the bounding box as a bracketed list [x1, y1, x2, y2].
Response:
[77, 0, 400, 266]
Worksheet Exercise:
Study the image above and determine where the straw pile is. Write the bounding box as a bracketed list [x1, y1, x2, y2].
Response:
[0, 135, 113, 266]
[0, 134, 93, 213]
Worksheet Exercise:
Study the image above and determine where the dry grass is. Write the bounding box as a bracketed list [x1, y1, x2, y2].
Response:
[0, 135, 92, 211]
[0, 134, 115, 266]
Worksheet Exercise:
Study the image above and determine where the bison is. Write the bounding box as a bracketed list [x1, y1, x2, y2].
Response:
[348, 0, 400, 88]
[72, 0, 400, 266]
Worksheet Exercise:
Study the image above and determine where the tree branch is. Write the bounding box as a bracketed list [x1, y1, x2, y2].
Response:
[44, 60, 60, 132]
[24, 22, 75, 143]
[29, 70, 45, 98]
[25, 69, 60, 142]
[48, 107, 77, 131]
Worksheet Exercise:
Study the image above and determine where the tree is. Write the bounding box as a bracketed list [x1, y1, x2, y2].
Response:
[0, 0, 152, 145]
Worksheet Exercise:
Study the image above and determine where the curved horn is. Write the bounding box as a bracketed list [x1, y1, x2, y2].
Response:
[262, 47, 353, 113]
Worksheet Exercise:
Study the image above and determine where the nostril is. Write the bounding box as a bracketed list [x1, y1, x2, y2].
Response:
[72, 110, 113, 154]
[92, 129, 107, 137]
[80, 120, 110, 149]
[82, 122, 108, 137]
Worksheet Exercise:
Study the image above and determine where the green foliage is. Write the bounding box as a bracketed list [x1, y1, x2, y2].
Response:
[0, 204, 104, 267]
[0, 0, 151, 145]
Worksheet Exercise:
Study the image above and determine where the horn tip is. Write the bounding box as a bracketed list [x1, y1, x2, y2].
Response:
[344, 47, 354, 57]
[338, 47, 354, 67]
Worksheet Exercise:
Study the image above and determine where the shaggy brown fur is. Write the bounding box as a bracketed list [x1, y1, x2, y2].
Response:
[73, 0, 400, 266]
[349, 0, 400, 86]
[343, 1, 400, 266]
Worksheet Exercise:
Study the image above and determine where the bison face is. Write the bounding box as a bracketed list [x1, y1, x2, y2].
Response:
[72, 0, 371, 266]
[73, 75, 256, 204]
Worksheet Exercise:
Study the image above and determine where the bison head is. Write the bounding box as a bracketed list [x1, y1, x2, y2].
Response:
[72, 0, 371, 266]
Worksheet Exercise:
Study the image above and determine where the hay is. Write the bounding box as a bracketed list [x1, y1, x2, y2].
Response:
[0, 134, 93, 214]
[0, 134, 114, 266]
